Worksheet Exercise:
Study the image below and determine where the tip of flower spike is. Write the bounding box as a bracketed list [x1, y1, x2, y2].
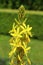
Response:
[19, 5, 25, 9]
[18, 5, 25, 21]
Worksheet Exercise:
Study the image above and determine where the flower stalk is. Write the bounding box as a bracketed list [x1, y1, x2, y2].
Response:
[9, 5, 32, 65]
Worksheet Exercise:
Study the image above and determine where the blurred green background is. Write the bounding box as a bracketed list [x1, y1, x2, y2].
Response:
[0, 0, 43, 65]
[0, 0, 43, 10]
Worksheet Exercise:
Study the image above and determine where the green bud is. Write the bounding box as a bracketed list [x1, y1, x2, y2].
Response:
[18, 5, 25, 22]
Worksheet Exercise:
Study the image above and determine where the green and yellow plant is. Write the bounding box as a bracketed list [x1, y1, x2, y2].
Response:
[9, 5, 32, 65]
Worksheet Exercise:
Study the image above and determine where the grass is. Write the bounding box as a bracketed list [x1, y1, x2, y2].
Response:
[30, 39, 43, 65]
[0, 35, 43, 65]
[0, 35, 10, 59]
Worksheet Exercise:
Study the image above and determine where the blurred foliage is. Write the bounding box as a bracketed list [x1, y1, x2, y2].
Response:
[0, 0, 43, 10]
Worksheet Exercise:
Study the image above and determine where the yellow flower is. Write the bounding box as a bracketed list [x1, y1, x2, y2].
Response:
[22, 42, 31, 54]
[20, 22, 32, 37]
[9, 24, 22, 38]
[9, 23, 17, 33]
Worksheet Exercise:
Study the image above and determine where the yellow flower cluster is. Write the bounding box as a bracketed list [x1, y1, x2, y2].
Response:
[9, 5, 32, 65]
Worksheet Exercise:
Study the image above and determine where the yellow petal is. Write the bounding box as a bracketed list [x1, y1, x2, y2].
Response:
[28, 32, 32, 37]
[15, 18, 20, 25]
[17, 27, 19, 33]
[20, 29, 26, 34]
[23, 42, 26, 48]
[10, 43, 16, 46]
[27, 58, 31, 65]
[18, 55, 22, 62]
[9, 23, 16, 33]
[26, 47, 31, 51]
[23, 18, 27, 23]
[10, 58, 14, 65]
[20, 25, 24, 29]
[22, 22, 26, 28]
[28, 27, 32, 31]
[9, 47, 16, 58]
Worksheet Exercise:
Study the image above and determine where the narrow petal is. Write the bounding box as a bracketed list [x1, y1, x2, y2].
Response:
[28, 27, 32, 31]
[23, 18, 27, 23]
[9, 47, 16, 58]
[22, 22, 26, 28]
[28, 32, 32, 37]
[18, 55, 22, 62]
[15, 18, 20, 25]
[26, 47, 31, 51]
[17, 27, 20, 33]
[23, 42, 26, 48]
[20, 25, 24, 29]
[27, 58, 31, 65]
